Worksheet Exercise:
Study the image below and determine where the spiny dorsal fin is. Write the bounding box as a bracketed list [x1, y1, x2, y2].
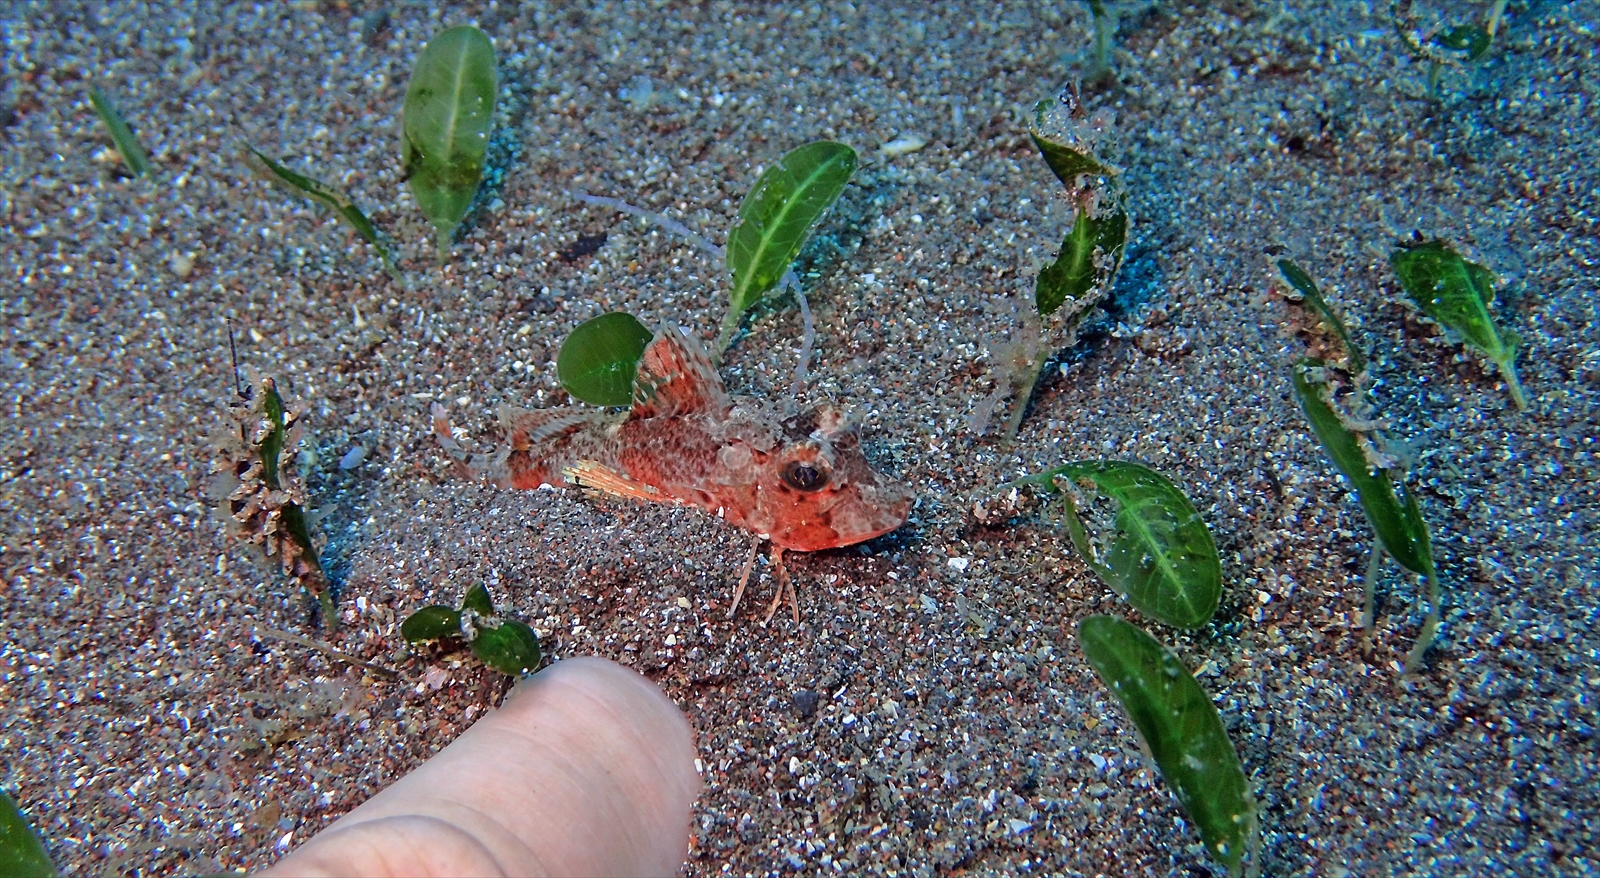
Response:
[497, 404, 595, 450]
[631, 327, 728, 419]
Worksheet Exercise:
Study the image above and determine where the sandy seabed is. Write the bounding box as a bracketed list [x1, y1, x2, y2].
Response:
[3, 2, 1598, 875]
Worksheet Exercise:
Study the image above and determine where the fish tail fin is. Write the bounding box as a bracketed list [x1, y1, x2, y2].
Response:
[432, 402, 600, 490]
[432, 402, 515, 485]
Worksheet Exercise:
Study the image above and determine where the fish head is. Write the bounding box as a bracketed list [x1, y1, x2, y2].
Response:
[741, 404, 912, 552]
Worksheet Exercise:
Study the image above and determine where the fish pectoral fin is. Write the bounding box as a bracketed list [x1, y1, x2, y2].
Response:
[562, 460, 667, 504]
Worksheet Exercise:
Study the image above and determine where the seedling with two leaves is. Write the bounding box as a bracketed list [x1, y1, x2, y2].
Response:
[980, 91, 1130, 440]
[401, 583, 542, 677]
[1278, 258, 1440, 672]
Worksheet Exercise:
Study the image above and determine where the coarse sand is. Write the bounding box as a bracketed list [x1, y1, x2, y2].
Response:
[2, 1, 1597, 875]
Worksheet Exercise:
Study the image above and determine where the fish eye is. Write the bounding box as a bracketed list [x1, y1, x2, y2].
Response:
[780, 460, 829, 492]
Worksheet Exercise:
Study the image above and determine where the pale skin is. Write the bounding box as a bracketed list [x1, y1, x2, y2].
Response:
[259, 658, 700, 878]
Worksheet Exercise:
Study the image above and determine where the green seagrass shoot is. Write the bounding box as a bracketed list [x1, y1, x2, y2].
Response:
[1390, 239, 1527, 410]
[402, 24, 498, 263]
[719, 140, 857, 353]
[243, 145, 404, 283]
[88, 86, 150, 177]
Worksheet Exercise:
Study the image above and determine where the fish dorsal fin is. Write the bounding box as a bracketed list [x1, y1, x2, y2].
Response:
[631, 327, 728, 418]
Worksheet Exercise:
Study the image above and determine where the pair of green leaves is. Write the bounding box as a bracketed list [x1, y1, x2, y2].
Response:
[1018, 460, 1221, 630]
[1278, 258, 1443, 671]
[990, 97, 1131, 441]
[243, 25, 496, 275]
[717, 140, 857, 352]
[555, 140, 856, 406]
[0, 789, 54, 878]
[1018, 462, 1251, 874]
[402, 25, 498, 262]
[1291, 359, 1439, 671]
[1390, 240, 1527, 410]
[1078, 616, 1258, 877]
[1030, 99, 1129, 320]
[401, 584, 542, 676]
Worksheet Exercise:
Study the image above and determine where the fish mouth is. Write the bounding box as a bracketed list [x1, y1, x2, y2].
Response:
[770, 479, 913, 552]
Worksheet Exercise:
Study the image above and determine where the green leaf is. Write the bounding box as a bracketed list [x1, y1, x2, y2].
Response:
[1435, 24, 1492, 60]
[557, 312, 653, 407]
[0, 789, 55, 878]
[401, 25, 497, 263]
[469, 618, 542, 676]
[1021, 460, 1221, 629]
[1029, 100, 1115, 187]
[259, 381, 287, 492]
[1291, 359, 1433, 578]
[401, 605, 463, 644]
[1077, 616, 1257, 877]
[723, 141, 857, 337]
[277, 502, 321, 570]
[1390, 240, 1527, 409]
[461, 583, 495, 617]
[1036, 205, 1128, 317]
[88, 86, 150, 177]
[243, 145, 403, 281]
[1276, 258, 1365, 375]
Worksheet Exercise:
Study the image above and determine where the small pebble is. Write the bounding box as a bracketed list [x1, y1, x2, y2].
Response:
[792, 689, 819, 719]
[881, 135, 927, 157]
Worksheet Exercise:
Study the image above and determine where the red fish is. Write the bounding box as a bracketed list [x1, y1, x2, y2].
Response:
[432, 326, 912, 621]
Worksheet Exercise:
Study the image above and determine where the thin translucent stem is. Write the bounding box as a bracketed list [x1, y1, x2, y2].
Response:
[1403, 568, 1441, 674]
[785, 269, 814, 411]
[1369, 543, 1382, 652]
[569, 190, 723, 259]
[1500, 359, 1529, 410]
[1002, 342, 1051, 442]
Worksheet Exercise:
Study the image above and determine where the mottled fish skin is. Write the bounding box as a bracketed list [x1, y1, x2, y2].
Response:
[433, 327, 912, 552]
